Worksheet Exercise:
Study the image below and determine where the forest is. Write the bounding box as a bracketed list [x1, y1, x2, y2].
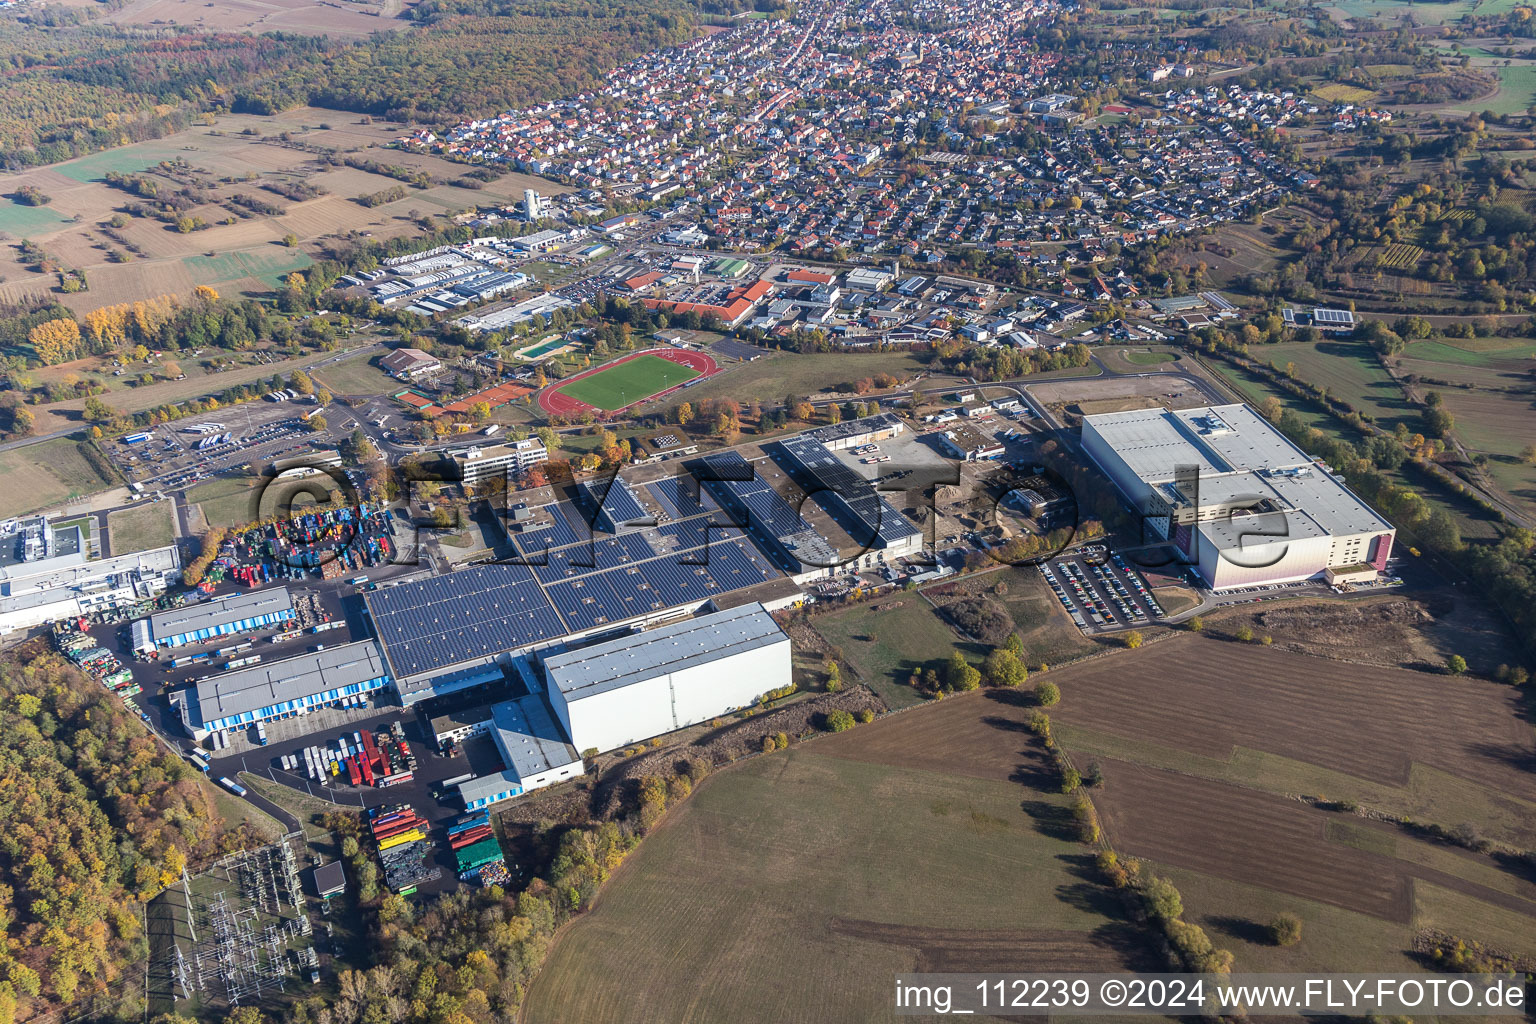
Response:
[0, 0, 698, 169]
[0, 644, 248, 1023]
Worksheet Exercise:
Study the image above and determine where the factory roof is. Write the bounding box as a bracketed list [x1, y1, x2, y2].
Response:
[543, 603, 787, 703]
[1086, 404, 1392, 539]
[807, 412, 905, 445]
[365, 565, 566, 680]
[150, 587, 293, 640]
[490, 694, 581, 779]
[776, 435, 921, 548]
[192, 640, 388, 724]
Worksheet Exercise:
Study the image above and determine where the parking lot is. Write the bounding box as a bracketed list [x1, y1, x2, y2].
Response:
[1041, 547, 1166, 633]
[117, 400, 336, 490]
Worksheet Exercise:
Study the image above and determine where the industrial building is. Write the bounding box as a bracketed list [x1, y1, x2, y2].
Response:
[695, 450, 840, 578]
[542, 603, 790, 755]
[0, 515, 181, 635]
[775, 434, 923, 568]
[178, 640, 391, 738]
[454, 695, 584, 810]
[808, 412, 906, 451]
[367, 505, 786, 704]
[149, 588, 296, 648]
[1081, 404, 1394, 590]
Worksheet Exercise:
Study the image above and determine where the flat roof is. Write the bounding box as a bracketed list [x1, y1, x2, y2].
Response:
[1086, 404, 1392, 539]
[365, 565, 566, 680]
[150, 587, 293, 640]
[777, 435, 921, 547]
[490, 693, 581, 779]
[312, 860, 346, 897]
[192, 640, 387, 724]
[807, 412, 905, 444]
[543, 603, 787, 703]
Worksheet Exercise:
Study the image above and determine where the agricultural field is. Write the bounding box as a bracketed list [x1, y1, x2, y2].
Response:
[1256, 339, 1415, 431]
[1311, 83, 1376, 104]
[524, 715, 1155, 1024]
[1040, 635, 1536, 970]
[1392, 336, 1536, 515]
[19, 340, 371, 436]
[0, 438, 120, 517]
[107, 500, 176, 554]
[1321, 0, 1474, 25]
[0, 108, 567, 313]
[85, 0, 414, 36]
[1376, 242, 1424, 270]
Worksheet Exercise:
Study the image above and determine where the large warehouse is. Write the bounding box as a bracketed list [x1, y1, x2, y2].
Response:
[178, 640, 391, 738]
[1081, 404, 1395, 590]
[150, 588, 296, 648]
[541, 603, 791, 755]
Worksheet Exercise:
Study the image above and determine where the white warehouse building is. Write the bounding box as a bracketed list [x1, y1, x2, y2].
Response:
[541, 603, 791, 755]
[1081, 404, 1395, 590]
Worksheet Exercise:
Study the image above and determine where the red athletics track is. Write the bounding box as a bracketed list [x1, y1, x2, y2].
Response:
[537, 347, 720, 418]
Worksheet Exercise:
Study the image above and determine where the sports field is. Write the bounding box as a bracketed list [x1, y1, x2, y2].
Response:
[555, 354, 700, 410]
[541, 350, 717, 416]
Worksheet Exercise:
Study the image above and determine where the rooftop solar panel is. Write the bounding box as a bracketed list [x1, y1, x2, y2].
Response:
[776, 436, 921, 549]
[578, 476, 653, 533]
[365, 565, 568, 678]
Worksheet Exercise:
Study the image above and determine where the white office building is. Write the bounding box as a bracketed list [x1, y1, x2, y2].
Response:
[1081, 404, 1395, 590]
[450, 438, 550, 486]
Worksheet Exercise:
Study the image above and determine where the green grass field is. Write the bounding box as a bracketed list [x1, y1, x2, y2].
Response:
[1324, 0, 1473, 23]
[312, 352, 397, 396]
[524, 748, 1139, 1024]
[555, 354, 700, 411]
[187, 475, 264, 530]
[1260, 340, 1414, 431]
[107, 501, 175, 554]
[0, 200, 71, 237]
[1123, 350, 1176, 365]
[0, 438, 119, 517]
[186, 249, 314, 289]
[49, 146, 169, 184]
[810, 599, 970, 708]
[1404, 337, 1536, 367]
[1481, 63, 1536, 116]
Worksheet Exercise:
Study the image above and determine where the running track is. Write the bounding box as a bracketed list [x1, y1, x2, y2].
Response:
[537, 348, 720, 418]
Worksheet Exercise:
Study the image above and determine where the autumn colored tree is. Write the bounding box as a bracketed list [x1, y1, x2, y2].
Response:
[27, 318, 81, 365]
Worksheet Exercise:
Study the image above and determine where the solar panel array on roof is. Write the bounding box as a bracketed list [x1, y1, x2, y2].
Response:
[694, 451, 838, 571]
[1312, 308, 1354, 325]
[776, 436, 921, 549]
[578, 476, 652, 533]
[365, 565, 567, 679]
[371, 495, 786, 682]
[544, 536, 777, 632]
[647, 475, 720, 519]
[525, 532, 656, 583]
